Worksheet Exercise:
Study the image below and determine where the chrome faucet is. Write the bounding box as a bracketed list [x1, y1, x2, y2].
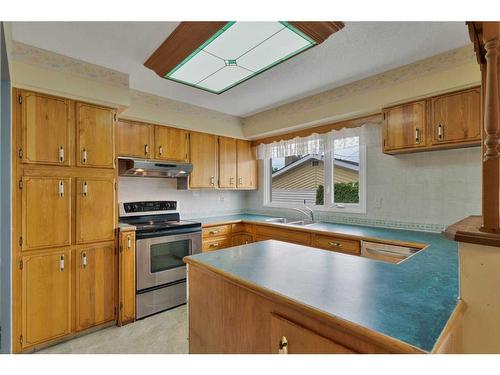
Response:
[288, 206, 315, 222]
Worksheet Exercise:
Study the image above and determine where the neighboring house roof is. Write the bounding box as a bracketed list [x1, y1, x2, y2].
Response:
[272, 154, 358, 178]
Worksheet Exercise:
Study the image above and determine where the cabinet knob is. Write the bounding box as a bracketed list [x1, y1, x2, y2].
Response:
[82, 181, 88, 197]
[415, 128, 420, 144]
[144, 144, 149, 155]
[59, 255, 65, 272]
[59, 146, 65, 163]
[159, 146, 163, 156]
[82, 252, 87, 268]
[58, 180, 65, 197]
[127, 235, 132, 249]
[437, 124, 443, 140]
[278, 336, 288, 354]
[82, 148, 88, 164]
[328, 241, 341, 247]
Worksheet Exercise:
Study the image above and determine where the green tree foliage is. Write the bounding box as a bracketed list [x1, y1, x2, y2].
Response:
[315, 182, 359, 205]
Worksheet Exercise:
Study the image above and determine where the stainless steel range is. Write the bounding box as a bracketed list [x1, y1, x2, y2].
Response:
[119, 200, 202, 319]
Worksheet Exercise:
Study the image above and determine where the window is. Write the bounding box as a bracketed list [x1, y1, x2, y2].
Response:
[264, 134, 366, 214]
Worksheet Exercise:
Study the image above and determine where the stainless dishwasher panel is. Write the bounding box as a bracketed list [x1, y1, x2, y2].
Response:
[361, 241, 420, 264]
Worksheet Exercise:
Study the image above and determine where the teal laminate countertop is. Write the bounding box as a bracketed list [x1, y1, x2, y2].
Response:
[188, 214, 459, 352]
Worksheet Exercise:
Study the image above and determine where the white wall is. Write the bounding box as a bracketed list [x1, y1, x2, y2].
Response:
[247, 124, 481, 230]
[118, 177, 249, 219]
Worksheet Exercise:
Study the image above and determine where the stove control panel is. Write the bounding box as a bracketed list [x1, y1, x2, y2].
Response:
[123, 201, 177, 213]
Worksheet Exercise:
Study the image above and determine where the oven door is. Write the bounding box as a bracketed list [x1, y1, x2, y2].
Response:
[136, 230, 201, 291]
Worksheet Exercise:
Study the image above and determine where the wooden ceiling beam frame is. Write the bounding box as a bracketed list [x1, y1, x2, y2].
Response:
[144, 21, 345, 79]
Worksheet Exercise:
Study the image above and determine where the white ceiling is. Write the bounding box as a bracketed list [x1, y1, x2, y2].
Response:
[11, 21, 470, 117]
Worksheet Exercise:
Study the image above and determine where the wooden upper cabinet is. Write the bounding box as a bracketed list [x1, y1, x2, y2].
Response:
[116, 119, 154, 158]
[383, 100, 427, 152]
[189, 132, 218, 189]
[22, 176, 71, 251]
[20, 90, 72, 166]
[430, 88, 481, 145]
[76, 244, 116, 331]
[118, 230, 136, 326]
[218, 137, 237, 188]
[76, 103, 115, 168]
[236, 140, 257, 189]
[75, 177, 116, 244]
[155, 125, 189, 161]
[22, 249, 71, 349]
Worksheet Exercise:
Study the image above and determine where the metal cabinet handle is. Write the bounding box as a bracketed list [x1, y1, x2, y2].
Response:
[209, 230, 219, 234]
[58, 180, 64, 197]
[210, 176, 215, 186]
[144, 144, 149, 155]
[60, 255, 65, 271]
[83, 181, 88, 197]
[159, 146, 163, 156]
[279, 336, 288, 354]
[437, 124, 443, 140]
[238, 177, 243, 185]
[209, 243, 219, 247]
[127, 235, 131, 249]
[415, 128, 420, 144]
[82, 148, 88, 164]
[229, 177, 234, 185]
[328, 241, 341, 247]
[82, 252, 87, 268]
[59, 146, 65, 163]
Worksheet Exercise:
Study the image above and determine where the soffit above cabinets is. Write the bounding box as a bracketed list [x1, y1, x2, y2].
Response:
[144, 21, 344, 94]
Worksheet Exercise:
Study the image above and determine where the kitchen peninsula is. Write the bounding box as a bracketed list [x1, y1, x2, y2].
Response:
[184, 215, 462, 354]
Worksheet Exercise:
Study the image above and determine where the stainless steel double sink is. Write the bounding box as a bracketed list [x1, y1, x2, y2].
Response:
[265, 217, 316, 227]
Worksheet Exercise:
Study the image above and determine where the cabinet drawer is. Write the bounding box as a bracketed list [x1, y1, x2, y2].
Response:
[202, 237, 230, 252]
[255, 225, 311, 245]
[313, 234, 360, 255]
[202, 225, 231, 238]
[270, 313, 355, 354]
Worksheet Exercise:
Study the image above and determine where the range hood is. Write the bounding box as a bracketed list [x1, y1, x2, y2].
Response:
[118, 157, 193, 180]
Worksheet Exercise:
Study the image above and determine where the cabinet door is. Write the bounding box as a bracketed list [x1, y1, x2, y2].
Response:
[21, 91, 71, 166]
[189, 132, 218, 189]
[76, 244, 116, 331]
[118, 231, 136, 326]
[22, 249, 71, 348]
[430, 88, 481, 145]
[76, 103, 115, 168]
[231, 234, 253, 246]
[236, 140, 257, 189]
[218, 137, 237, 188]
[116, 119, 154, 158]
[22, 176, 71, 250]
[76, 177, 116, 243]
[155, 125, 189, 161]
[270, 313, 355, 354]
[383, 100, 426, 151]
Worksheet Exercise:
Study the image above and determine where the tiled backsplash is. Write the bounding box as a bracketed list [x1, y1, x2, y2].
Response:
[118, 177, 247, 219]
[246, 124, 481, 232]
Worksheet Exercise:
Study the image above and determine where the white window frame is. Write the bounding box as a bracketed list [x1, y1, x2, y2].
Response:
[263, 141, 366, 214]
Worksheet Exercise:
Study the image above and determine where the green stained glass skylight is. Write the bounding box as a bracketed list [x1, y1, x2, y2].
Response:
[165, 22, 317, 94]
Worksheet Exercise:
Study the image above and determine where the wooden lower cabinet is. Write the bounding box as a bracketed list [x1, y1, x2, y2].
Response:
[75, 243, 116, 331]
[118, 230, 136, 326]
[231, 233, 253, 246]
[21, 248, 72, 349]
[270, 313, 354, 354]
[187, 263, 420, 353]
[312, 234, 361, 255]
[203, 237, 230, 252]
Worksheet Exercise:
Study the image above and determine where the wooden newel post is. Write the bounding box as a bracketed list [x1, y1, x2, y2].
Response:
[481, 25, 500, 233]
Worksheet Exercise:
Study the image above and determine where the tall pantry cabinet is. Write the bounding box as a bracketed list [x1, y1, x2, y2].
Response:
[12, 88, 118, 352]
